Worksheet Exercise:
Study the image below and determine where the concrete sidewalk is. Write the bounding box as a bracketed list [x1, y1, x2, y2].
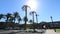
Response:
[45, 29, 60, 34]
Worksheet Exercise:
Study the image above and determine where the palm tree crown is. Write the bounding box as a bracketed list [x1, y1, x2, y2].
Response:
[0, 14, 4, 19]
[29, 19, 33, 24]
[13, 12, 20, 23]
[5, 13, 12, 22]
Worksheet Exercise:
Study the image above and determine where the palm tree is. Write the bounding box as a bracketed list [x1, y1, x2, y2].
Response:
[35, 14, 39, 23]
[30, 11, 36, 32]
[50, 16, 53, 22]
[23, 16, 28, 30]
[35, 14, 39, 28]
[5, 13, 12, 22]
[13, 12, 19, 23]
[29, 20, 33, 29]
[0, 14, 6, 28]
[0, 14, 4, 20]
[22, 5, 30, 30]
[4, 13, 12, 29]
[7, 16, 15, 29]
[29, 19, 33, 24]
[9, 16, 14, 22]
[50, 16, 56, 32]
[13, 12, 21, 29]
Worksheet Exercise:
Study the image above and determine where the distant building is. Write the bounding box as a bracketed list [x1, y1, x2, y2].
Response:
[38, 21, 60, 29]
[50, 21, 60, 28]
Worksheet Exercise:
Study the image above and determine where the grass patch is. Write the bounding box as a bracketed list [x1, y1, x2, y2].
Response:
[56, 29, 60, 32]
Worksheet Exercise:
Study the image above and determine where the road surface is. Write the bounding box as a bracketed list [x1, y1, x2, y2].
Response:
[0, 29, 60, 34]
[0, 29, 45, 34]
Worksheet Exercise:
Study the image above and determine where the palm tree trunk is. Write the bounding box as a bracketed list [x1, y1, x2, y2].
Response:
[24, 21, 26, 30]
[25, 7, 27, 17]
[33, 13, 35, 32]
[24, 7, 27, 30]
[36, 14, 38, 28]
[36, 15, 38, 23]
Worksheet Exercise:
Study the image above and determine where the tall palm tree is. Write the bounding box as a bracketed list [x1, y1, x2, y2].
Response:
[35, 14, 39, 28]
[50, 16, 53, 22]
[50, 16, 56, 32]
[22, 5, 30, 30]
[35, 14, 39, 23]
[30, 11, 36, 32]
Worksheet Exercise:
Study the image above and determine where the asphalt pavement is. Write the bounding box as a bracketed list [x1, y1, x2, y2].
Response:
[0, 29, 60, 34]
[0, 29, 45, 34]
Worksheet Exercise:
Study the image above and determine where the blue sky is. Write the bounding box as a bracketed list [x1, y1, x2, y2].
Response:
[0, 0, 60, 24]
